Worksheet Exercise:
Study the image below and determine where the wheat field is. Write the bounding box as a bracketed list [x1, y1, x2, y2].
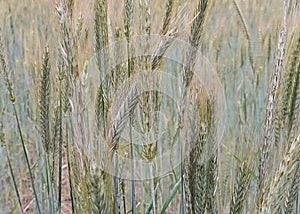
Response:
[0, 0, 300, 213]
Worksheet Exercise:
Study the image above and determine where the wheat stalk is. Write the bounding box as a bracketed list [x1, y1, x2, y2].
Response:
[0, 121, 24, 214]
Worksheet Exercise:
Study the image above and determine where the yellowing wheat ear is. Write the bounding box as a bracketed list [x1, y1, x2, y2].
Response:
[257, 0, 288, 210]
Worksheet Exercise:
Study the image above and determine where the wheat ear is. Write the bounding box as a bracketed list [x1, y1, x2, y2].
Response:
[257, 0, 287, 208]
[261, 129, 300, 213]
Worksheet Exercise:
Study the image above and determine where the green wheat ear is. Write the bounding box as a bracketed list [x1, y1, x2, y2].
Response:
[279, 31, 300, 142]
[277, 30, 300, 214]
[161, 0, 175, 35]
[179, 1, 211, 213]
[183, 82, 218, 214]
[90, 168, 107, 213]
[94, 0, 110, 140]
[284, 163, 300, 213]
[261, 130, 300, 213]
[39, 46, 51, 153]
[230, 162, 252, 214]
[69, 149, 92, 213]
[95, 84, 110, 137]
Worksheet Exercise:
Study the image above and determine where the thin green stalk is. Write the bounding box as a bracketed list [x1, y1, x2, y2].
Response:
[0, 126, 24, 214]
[66, 124, 75, 213]
[57, 74, 64, 214]
[150, 161, 156, 214]
[113, 153, 121, 214]
[161, 178, 181, 214]
[180, 142, 184, 214]
[45, 154, 54, 213]
[13, 103, 42, 214]
[121, 180, 126, 214]
[129, 116, 136, 214]
[145, 182, 159, 214]
[6, 147, 24, 214]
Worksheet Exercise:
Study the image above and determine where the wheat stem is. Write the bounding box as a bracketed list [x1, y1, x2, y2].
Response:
[0, 123, 24, 214]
